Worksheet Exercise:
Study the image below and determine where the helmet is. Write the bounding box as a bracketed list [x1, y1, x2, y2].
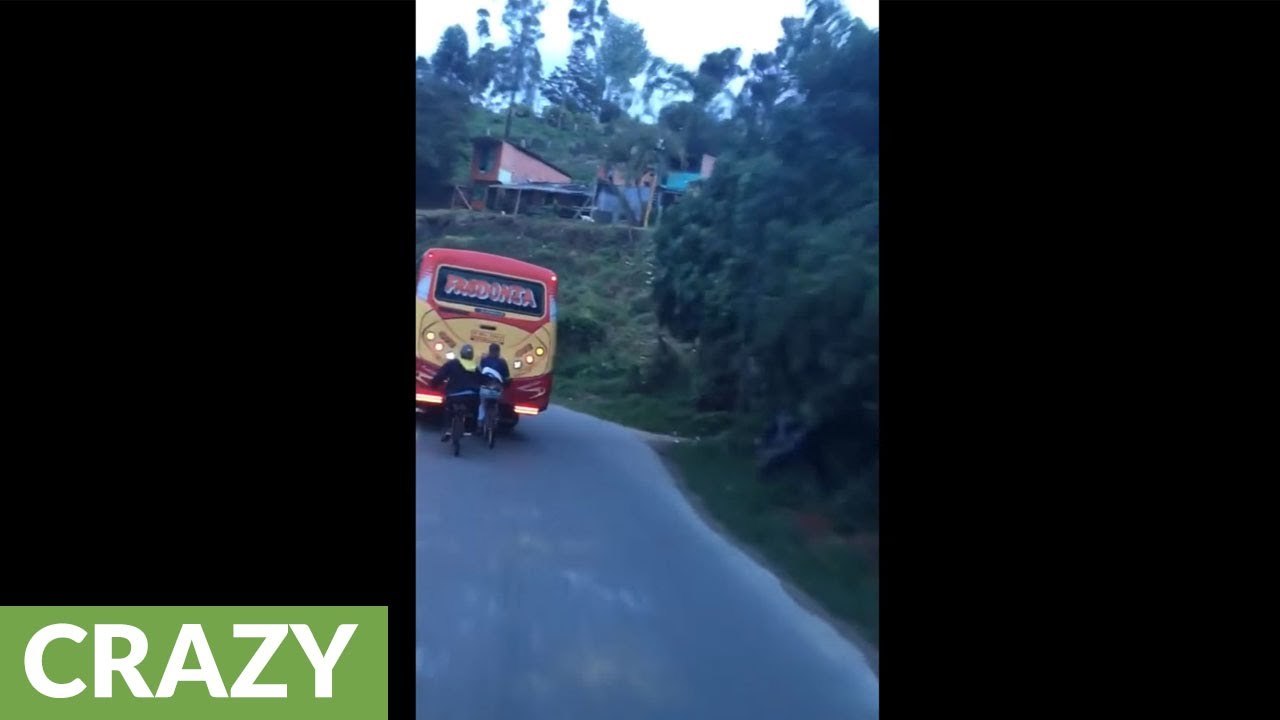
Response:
[460, 344, 474, 360]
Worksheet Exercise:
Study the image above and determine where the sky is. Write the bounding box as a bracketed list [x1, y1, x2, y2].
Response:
[417, 0, 879, 74]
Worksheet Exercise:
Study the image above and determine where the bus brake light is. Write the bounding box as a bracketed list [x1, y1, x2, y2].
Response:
[417, 392, 444, 404]
[514, 405, 540, 415]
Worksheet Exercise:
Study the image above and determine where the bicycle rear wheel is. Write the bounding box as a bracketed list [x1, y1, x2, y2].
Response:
[486, 401, 497, 449]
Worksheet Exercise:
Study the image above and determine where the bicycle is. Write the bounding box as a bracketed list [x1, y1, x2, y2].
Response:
[479, 383, 502, 450]
[446, 394, 477, 457]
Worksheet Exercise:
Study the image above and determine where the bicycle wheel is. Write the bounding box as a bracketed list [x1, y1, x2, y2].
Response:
[486, 401, 496, 449]
[452, 408, 462, 457]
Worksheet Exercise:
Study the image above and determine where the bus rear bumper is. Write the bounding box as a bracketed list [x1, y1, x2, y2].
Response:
[416, 391, 445, 406]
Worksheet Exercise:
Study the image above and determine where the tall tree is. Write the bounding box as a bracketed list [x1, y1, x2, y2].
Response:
[498, 0, 547, 137]
[691, 47, 745, 112]
[469, 7, 501, 102]
[431, 25, 471, 86]
[565, 42, 604, 114]
[640, 47, 745, 120]
[541, 43, 603, 126]
[541, 67, 572, 110]
[640, 56, 693, 120]
[546, 0, 608, 122]
[416, 75, 471, 194]
[735, 51, 786, 143]
[598, 14, 650, 111]
[568, 0, 609, 51]
[643, 47, 745, 156]
[469, 45, 503, 104]
[657, 101, 731, 167]
[523, 46, 544, 108]
[651, 0, 879, 525]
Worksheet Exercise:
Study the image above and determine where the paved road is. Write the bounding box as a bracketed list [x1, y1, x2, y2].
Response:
[416, 405, 879, 720]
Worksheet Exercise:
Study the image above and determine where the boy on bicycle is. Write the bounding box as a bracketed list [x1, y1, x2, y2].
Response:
[477, 343, 511, 428]
[428, 343, 482, 442]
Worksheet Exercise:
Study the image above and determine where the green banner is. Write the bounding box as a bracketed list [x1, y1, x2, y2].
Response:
[1, 606, 387, 718]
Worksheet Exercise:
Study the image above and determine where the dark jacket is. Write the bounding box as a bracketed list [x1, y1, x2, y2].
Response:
[428, 358, 482, 396]
[479, 356, 511, 387]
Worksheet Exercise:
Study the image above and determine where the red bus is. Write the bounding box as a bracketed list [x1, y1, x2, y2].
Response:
[415, 248, 558, 428]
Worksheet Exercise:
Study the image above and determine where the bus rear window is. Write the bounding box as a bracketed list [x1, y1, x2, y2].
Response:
[433, 266, 546, 317]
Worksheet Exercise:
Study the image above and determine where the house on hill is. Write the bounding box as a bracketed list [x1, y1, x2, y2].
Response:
[454, 137, 595, 218]
[470, 137, 571, 186]
[654, 152, 715, 211]
[593, 153, 717, 226]
[452, 138, 718, 227]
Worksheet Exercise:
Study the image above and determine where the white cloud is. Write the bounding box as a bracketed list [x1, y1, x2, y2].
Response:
[417, 0, 879, 73]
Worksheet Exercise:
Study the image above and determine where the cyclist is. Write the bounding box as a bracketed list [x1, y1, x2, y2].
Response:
[428, 343, 482, 442]
[477, 343, 511, 429]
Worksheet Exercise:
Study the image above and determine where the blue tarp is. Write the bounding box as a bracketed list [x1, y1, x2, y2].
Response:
[663, 172, 702, 192]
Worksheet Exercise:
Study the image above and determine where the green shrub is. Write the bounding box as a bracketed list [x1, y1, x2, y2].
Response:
[558, 312, 607, 354]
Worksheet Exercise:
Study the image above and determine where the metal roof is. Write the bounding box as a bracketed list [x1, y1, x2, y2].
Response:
[471, 136, 574, 180]
[490, 181, 593, 196]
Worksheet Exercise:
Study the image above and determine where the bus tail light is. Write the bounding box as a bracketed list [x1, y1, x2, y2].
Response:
[514, 405, 539, 415]
[417, 392, 444, 405]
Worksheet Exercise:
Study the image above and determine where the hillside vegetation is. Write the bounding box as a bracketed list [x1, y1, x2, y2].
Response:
[418, 0, 878, 647]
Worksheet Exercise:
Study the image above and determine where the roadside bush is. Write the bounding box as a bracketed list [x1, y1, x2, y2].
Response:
[559, 312, 607, 354]
[642, 336, 685, 393]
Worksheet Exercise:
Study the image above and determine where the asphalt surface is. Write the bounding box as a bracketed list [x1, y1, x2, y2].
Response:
[416, 405, 879, 720]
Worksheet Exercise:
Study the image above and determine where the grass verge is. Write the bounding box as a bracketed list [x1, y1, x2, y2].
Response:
[660, 440, 879, 650]
[554, 382, 726, 439]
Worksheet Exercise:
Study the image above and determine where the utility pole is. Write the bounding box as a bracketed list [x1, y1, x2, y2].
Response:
[642, 171, 658, 227]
